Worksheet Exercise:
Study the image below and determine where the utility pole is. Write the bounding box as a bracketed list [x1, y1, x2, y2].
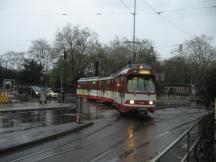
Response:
[132, 0, 136, 64]
[125, 0, 137, 65]
[64, 50, 67, 92]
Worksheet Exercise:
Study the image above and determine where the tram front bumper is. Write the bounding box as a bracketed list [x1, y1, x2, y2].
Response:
[123, 104, 156, 112]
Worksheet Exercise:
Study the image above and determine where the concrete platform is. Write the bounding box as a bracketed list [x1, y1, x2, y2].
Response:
[0, 121, 93, 153]
[0, 102, 75, 112]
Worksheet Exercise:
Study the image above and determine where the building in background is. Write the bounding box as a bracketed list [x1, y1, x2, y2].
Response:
[163, 83, 195, 96]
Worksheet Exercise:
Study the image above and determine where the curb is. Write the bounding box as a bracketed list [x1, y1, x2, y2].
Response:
[0, 121, 93, 153]
[0, 104, 76, 112]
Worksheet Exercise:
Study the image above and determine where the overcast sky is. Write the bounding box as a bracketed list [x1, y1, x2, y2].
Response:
[0, 0, 215, 59]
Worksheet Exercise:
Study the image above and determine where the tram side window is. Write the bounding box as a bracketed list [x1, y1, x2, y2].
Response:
[115, 78, 121, 91]
[87, 82, 90, 91]
[91, 81, 97, 90]
[120, 76, 126, 91]
[102, 80, 105, 92]
[79, 82, 87, 89]
[106, 80, 111, 91]
[111, 80, 114, 91]
[98, 81, 102, 90]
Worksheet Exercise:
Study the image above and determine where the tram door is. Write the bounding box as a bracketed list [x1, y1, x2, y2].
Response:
[98, 81, 102, 100]
[114, 78, 119, 104]
[119, 77, 125, 105]
[114, 77, 125, 105]
[102, 80, 105, 100]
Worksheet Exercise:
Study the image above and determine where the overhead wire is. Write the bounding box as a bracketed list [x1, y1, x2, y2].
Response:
[0, 12, 132, 18]
[0, 5, 215, 17]
[139, 0, 192, 37]
[161, 5, 216, 13]
[137, 5, 216, 15]
[0, 2, 214, 43]
[119, 0, 132, 13]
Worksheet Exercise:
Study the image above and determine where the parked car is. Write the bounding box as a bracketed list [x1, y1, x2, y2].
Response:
[17, 86, 42, 98]
[46, 88, 59, 98]
[30, 86, 42, 97]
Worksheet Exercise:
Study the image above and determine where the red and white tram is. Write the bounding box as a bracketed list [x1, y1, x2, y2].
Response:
[76, 64, 156, 114]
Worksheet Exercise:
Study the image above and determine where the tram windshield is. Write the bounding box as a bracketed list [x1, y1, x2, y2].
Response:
[127, 76, 155, 93]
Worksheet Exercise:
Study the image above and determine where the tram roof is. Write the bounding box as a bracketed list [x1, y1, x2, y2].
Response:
[116, 64, 152, 76]
[78, 75, 114, 82]
[78, 64, 152, 82]
[98, 75, 114, 80]
[78, 77, 100, 82]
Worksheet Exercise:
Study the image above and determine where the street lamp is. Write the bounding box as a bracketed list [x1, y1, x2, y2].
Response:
[59, 49, 67, 105]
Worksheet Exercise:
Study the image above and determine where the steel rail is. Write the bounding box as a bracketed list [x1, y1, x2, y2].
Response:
[9, 116, 122, 162]
[151, 117, 202, 162]
[151, 112, 214, 162]
[181, 136, 201, 162]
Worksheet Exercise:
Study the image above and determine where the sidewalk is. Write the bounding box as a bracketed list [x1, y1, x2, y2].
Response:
[0, 102, 75, 112]
[0, 121, 93, 153]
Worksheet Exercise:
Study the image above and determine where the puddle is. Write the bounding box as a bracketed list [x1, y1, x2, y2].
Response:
[0, 101, 118, 134]
[0, 108, 76, 134]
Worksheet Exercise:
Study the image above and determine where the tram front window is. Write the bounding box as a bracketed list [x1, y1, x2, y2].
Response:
[127, 76, 155, 93]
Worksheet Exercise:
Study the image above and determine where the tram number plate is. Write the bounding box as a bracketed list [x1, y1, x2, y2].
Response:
[139, 108, 148, 112]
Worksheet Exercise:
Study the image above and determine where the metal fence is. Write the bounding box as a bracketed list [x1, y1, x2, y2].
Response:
[151, 112, 215, 162]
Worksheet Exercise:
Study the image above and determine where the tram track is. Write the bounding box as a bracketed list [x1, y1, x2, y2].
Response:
[8, 115, 122, 162]
[8, 115, 156, 162]
[91, 116, 203, 162]
[40, 118, 156, 162]
[5, 106, 205, 162]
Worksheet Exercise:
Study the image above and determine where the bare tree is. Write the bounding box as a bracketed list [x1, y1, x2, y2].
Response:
[0, 55, 3, 68]
[29, 39, 52, 69]
[54, 24, 98, 79]
[171, 35, 216, 93]
[185, 35, 215, 86]
[135, 39, 158, 65]
[100, 37, 158, 75]
[0, 51, 25, 70]
[163, 56, 187, 84]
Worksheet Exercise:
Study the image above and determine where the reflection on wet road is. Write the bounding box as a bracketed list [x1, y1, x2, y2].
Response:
[0, 101, 208, 162]
[0, 109, 76, 134]
[0, 101, 116, 134]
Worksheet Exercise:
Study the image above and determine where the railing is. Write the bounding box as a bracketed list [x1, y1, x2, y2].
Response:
[151, 112, 214, 162]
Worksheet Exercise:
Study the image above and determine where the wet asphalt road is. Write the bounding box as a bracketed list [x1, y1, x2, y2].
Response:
[0, 102, 208, 162]
[0, 109, 76, 134]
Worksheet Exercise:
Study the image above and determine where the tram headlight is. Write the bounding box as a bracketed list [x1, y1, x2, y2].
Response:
[129, 100, 135, 104]
[149, 100, 153, 105]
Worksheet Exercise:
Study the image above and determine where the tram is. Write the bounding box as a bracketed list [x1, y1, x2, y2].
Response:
[77, 64, 156, 114]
